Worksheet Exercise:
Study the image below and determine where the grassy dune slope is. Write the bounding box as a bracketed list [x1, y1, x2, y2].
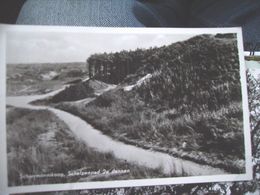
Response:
[55, 34, 245, 173]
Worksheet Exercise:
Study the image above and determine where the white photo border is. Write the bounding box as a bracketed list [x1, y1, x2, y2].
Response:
[0, 24, 252, 195]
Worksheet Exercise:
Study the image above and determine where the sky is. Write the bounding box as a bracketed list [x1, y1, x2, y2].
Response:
[6, 30, 194, 64]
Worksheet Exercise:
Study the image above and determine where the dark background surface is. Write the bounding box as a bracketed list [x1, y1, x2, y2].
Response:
[0, 0, 26, 24]
[0, 0, 257, 52]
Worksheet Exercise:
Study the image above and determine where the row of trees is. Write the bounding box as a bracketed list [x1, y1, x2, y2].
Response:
[87, 48, 152, 84]
[86, 43, 186, 85]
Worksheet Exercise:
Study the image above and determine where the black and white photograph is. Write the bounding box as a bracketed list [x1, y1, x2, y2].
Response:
[0, 25, 252, 193]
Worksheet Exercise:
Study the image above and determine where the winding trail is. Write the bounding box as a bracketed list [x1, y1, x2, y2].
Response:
[7, 85, 228, 177]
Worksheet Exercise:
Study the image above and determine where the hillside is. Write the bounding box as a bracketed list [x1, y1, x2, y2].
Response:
[54, 34, 245, 173]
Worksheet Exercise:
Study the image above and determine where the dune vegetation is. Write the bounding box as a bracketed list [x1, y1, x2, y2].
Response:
[55, 34, 245, 173]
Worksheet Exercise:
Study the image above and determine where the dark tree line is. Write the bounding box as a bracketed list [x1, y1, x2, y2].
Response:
[87, 48, 152, 84]
[86, 44, 179, 85]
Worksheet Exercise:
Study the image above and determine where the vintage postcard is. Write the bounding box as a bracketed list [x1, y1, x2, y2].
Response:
[0, 25, 252, 194]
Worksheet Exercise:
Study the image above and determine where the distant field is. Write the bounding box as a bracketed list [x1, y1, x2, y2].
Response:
[7, 62, 87, 96]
